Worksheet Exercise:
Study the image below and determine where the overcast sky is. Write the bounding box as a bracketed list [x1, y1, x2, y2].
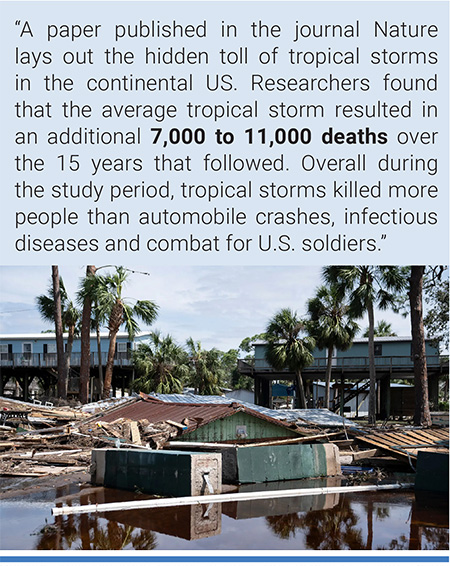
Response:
[0, 265, 414, 351]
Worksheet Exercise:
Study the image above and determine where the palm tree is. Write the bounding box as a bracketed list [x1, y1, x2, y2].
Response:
[93, 266, 158, 399]
[52, 266, 66, 399]
[409, 266, 431, 426]
[77, 269, 106, 399]
[265, 308, 315, 408]
[363, 320, 397, 337]
[79, 265, 96, 404]
[132, 331, 189, 394]
[307, 285, 359, 409]
[323, 266, 406, 425]
[36, 271, 80, 399]
[186, 338, 223, 395]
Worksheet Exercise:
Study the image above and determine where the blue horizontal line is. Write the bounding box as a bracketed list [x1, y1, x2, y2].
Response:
[1, 557, 448, 563]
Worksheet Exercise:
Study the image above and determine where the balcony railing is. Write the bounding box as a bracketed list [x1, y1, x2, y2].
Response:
[239, 355, 447, 373]
[0, 352, 133, 369]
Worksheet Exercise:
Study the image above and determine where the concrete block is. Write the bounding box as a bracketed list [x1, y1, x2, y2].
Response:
[99, 449, 222, 497]
[91, 448, 108, 485]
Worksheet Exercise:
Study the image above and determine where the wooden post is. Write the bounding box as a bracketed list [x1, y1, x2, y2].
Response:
[380, 375, 391, 420]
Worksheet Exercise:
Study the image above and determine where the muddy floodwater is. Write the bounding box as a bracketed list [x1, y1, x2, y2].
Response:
[0, 476, 448, 551]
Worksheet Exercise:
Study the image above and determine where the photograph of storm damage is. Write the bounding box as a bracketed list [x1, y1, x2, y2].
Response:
[0, 264, 448, 551]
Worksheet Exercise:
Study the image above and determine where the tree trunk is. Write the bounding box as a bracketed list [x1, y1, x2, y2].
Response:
[79, 265, 96, 404]
[52, 266, 67, 399]
[103, 322, 120, 399]
[367, 301, 376, 425]
[96, 320, 103, 398]
[410, 266, 431, 427]
[325, 346, 333, 409]
[295, 369, 307, 409]
[65, 324, 75, 395]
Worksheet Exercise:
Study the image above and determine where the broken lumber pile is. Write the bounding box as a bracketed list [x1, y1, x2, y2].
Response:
[0, 447, 91, 477]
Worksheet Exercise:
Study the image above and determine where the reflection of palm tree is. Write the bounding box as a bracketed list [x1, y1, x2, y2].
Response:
[378, 534, 409, 550]
[128, 529, 159, 550]
[365, 499, 373, 550]
[77, 521, 157, 550]
[35, 515, 157, 551]
[297, 499, 364, 550]
[265, 499, 365, 549]
[265, 514, 300, 539]
[363, 500, 391, 550]
[421, 527, 449, 550]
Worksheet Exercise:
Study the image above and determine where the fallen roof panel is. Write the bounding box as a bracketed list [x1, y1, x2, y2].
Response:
[355, 428, 449, 460]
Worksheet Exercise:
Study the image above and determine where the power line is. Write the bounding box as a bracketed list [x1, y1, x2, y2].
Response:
[0, 308, 36, 315]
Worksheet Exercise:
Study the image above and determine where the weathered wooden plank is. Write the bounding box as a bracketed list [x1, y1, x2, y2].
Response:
[130, 421, 141, 445]
[366, 432, 410, 447]
[427, 430, 449, 441]
[354, 436, 412, 460]
[245, 431, 343, 448]
[355, 426, 449, 461]
[403, 430, 441, 445]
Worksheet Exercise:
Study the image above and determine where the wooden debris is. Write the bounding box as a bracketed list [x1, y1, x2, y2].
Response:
[244, 431, 343, 448]
[130, 421, 141, 445]
[165, 419, 186, 429]
[339, 448, 379, 464]
[355, 427, 449, 461]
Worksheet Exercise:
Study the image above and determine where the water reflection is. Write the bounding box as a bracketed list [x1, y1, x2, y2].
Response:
[1, 478, 447, 550]
[266, 498, 364, 549]
[261, 489, 448, 551]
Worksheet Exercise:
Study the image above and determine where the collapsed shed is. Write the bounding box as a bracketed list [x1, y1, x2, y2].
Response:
[98, 394, 304, 444]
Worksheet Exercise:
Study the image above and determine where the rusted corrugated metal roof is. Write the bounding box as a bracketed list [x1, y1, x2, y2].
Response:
[99, 395, 299, 436]
[147, 392, 358, 428]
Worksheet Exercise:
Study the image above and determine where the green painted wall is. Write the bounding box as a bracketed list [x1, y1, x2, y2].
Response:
[236, 443, 336, 483]
[180, 411, 299, 443]
[104, 449, 194, 496]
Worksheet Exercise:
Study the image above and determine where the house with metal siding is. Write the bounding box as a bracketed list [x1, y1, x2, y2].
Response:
[0, 332, 151, 366]
[245, 337, 447, 416]
[253, 336, 441, 368]
[0, 331, 151, 400]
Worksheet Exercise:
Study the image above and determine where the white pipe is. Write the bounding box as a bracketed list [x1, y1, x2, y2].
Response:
[52, 482, 413, 517]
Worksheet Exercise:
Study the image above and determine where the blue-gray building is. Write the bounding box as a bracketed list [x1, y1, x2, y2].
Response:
[239, 337, 447, 417]
[0, 331, 151, 400]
